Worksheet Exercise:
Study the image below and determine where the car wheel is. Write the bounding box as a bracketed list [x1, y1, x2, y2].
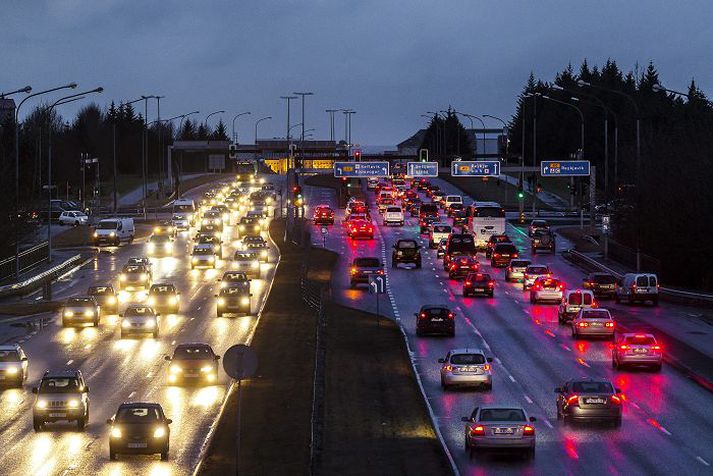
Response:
[77, 415, 87, 430]
[33, 418, 43, 432]
[532, 248, 537, 255]
[530, 294, 536, 304]
[93, 319, 99, 327]
[153, 331, 159, 338]
[416, 329, 423, 337]
[416, 261, 422, 269]
[571, 327, 577, 338]
[652, 297, 659, 307]
[528, 447, 536, 460]
[469, 448, 476, 460]
[613, 417, 622, 428]
[483, 383, 492, 391]
[653, 363, 662, 372]
[556, 407, 563, 420]
[489, 292, 494, 298]
[109, 450, 117, 461]
[74, 221, 79, 227]
[464, 437, 470, 450]
[161, 450, 169, 461]
[449, 330, 455, 337]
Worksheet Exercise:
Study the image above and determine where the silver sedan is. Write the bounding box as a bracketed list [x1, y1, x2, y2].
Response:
[462, 406, 536, 459]
[571, 308, 616, 339]
[439, 348, 493, 390]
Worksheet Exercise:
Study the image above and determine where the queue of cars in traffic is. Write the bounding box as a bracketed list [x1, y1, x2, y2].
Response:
[326, 173, 664, 461]
[2, 173, 275, 462]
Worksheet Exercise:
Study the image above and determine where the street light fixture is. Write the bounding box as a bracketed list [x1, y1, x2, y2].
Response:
[178, 110, 200, 138]
[280, 96, 297, 141]
[254, 116, 272, 144]
[13, 82, 77, 277]
[0, 85, 32, 98]
[325, 109, 340, 141]
[231, 111, 251, 143]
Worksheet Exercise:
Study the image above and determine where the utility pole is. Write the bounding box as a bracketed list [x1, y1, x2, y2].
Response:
[281, 96, 297, 140]
[293, 92, 313, 170]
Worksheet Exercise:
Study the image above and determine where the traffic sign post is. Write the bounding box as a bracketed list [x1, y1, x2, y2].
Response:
[540, 160, 590, 177]
[419, 148, 429, 162]
[223, 344, 258, 476]
[321, 225, 328, 248]
[333, 161, 389, 178]
[451, 161, 501, 177]
[369, 274, 387, 326]
[407, 161, 439, 177]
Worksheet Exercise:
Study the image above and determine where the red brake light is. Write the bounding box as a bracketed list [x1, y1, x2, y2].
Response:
[450, 264, 457, 270]
[651, 345, 662, 351]
[419, 313, 426, 319]
[610, 395, 622, 404]
[577, 322, 589, 328]
[470, 425, 485, 436]
[605, 322, 615, 328]
[488, 281, 494, 287]
[522, 425, 535, 436]
[351, 267, 357, 274]
[465, 281, 472, 286]
[377, 269, 384, 275]
[493, 253, 500, 258]
[567, 395, 579, 405]
[447, 312, 454, 319]
[619, 345, 629, 350]
[483, 364, 491, 371]
[512, 253, 519, 258]
[443, 364, 453, 372]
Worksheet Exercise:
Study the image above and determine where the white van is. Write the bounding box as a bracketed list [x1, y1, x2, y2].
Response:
[93, 218, 135, 246]
[616, 273, 659, 306]
[444, 195, 463, 209]
[172, 199, 196, 226]
[383, 206, 404, 226]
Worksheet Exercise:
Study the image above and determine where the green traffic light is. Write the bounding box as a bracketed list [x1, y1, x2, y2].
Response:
[517, 190, 524, 199]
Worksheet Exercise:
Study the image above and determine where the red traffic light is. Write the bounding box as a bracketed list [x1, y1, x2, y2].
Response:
[354, 150, 361, 160]
[292, 185, 302, 193]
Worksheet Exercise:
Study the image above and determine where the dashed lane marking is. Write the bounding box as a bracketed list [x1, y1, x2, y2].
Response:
[696, 456, 710, 467]
[544, 419, 554, 429]
[524, 395, 533, 404]
[66, 360, 74, 366]
[509, 375, 516, 382]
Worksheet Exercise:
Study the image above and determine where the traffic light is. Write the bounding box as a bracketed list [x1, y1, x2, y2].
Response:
[536, 183, 543, 193]
[292, 185, 302, 195]
[354, 150, 361, 161]
[517, 186, 525, 200]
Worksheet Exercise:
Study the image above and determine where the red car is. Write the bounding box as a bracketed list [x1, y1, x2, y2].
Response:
[347, 219, 374, 240]
[447, 254, 479, 279]
[313, 206, 334, 225]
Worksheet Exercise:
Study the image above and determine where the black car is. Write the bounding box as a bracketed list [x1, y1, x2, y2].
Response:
[463, 273, 495, 297]
[350, 257, 384, 288]
[415, 305, 455, 337]
[197, 234, 223, 259]
[490, 243, 520, 268]
[583, 272, 618, 298]
[531, 229, 556, 254]
[108, 402, 172, 461]
[436, 238, 448, 259]
[485, 234, 512, 259]
[87, 285, 118, 315]
[216, 284, 252, 317]
[165, 343, 220, 385]
[452, 209, 467, 226]
[392, 239, 422, 268]
[555, 378, 622, 426]
[528, 219, 550, 237]
[147, 284, 180, 314]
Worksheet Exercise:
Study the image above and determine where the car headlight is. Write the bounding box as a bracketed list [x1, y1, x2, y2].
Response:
[200, 366, 213, 373]
[147, 297, 155, 306]
[192, 257, 198, 263]
[217, 297, 226, 306]
[146, 319, 156, 328]
[254, 225, 260, 231]
[84, 310, 94, 317]
[164, 243, 173, 251]
[120, 275, 127, 281]
[122, 319, 131, 328]
[154, 426, 167, 438]
[214, 245, 220, 252]
[170, 364, 182, 373]
[239, 225, 245, 231]
[261, 250, 268, 258]
[107, 296, 117, 305]
[6, 366, 18, 375]
[209, 256, 215, 262]
[68, 399, 79, 408]
[141, 273, 148, 281]
[110, 232, 116, 237]
[64, 311, 74, 317]
[93, 232, 98, 238]
[36, 399, 48, 409]
[111, 427, 122, 438]
[241, 297, 250, 306]
[170, 296, 178, 305]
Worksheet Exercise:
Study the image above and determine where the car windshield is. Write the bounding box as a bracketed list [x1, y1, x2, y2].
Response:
[193, 248, 214, 255]
[174, 347, 213, 360]
[150, 235, 170, 243]
[123, 265, 144, 273]
[451, 354, 485, 365]
[581, 310, 611, 319]
[355, 258, 380, 267]
[240, 218, 257, 224]
[568, 293, 592, 305]
[150, 285, 175, 295]
[420, 204, 438, 213]
[386, 207, 401, 213]
[234, 252, 256, 260]
[625, 335, 656, 345]
[495, 244, 518, 253]
[479, 409, 526, 422]
[174, 204, 193, 212]
[67, 297, 93, 305]
[398, 241, 417, 249]
[433, 226, 451, 233]
[492, 235, 510, 243]
[96, 221, 118, 230]
[527, 266, 549, 274]
[532, 220, 548, 227]
[39, 378, 80, 393]
[511, 260, 530, 268]
[116, 406, 161, 423]
[223, 272, 248, 281]
[221, 286, 248, 295]
[0, 350, 20, 362]
[472, 274, 491, 282]
[571, 381, 614, 394]
[473, 207, 505, 218]
[592, 274, 617, 284]
[88, 286, 112, 295]
[199, 236, 219, 244]
[124, 307, 154, 317]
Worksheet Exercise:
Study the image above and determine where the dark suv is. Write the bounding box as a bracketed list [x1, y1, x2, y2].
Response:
[216, 284, 252, 317]
[531, 229, 556, 254]
[392, 239, 422, 268]
[350, 257, 384, 288]
[108, 402, 172, 461]
[485, 234, 511, 259]
[555, 378, 622, 426]
[583, 272, 618, 299]
[415, 305, 455, 337]
[490, 243, 520, 268]
[32, 369, 90, 431]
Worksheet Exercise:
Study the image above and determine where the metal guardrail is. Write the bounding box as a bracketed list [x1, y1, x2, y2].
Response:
[566, 249, 713, 305]
[0, 242, 49, 283]
[0, 254, 83, 299]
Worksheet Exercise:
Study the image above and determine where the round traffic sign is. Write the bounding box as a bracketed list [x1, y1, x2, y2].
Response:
[222, 344, 258, 380]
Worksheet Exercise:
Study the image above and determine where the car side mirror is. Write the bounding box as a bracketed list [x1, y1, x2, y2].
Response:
[529, 416, 537, 422]
[249, 293, 253, 297]
[616, 388, 622, 394]
[215, 355, 221, 360]
[32, 387, 38, 394]
[84, 386, 90, 393]
[413, 313, 418, 317]
[118, 313, 123, 317]
[460, 417, 471, 423]
[166, 419, 173, 425]
[438, 358, 445, 363]
[486, 357, 493, 363]
[164, 356, 171, 361]
[554, 387, 562, 393]
[21, 357, 28, 361]
[214, 294, 218, 298]
[106, 419, 113, 424]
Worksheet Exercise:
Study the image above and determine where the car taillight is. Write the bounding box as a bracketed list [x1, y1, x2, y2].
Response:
[450, 264, 457, 270]
[471, 264, 478, 270]
[465, 281, 472, 286]
[522, 425, 535, 436]
[351, 227, 356, 233]
[470, 425, 485, 436]
[577, 322, 589, 328]
[558, 284, 565, 291]
[488, 281, 494, 287]
[447, 312, 454, 319]
[619, 345, 629, 350]
[512, 253, 519, 258]
[592, 300, 598, 308]
[419, 313, 427, 319]
[651, 345, 662, 351]
[605, 322, 615, 328]
[533, 284, 542, 291]
[507, 267, 512, 272]
[483, 364, 491, 371]
[351, 267, 357, 274]
[377, 269, 384, 275]
[443, 364, 453, 372]
[493, 253, 500, 258]
[567, 395, 579, 405]
[610, 395, 622, 404]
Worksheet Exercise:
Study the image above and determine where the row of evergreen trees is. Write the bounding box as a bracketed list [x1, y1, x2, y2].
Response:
[509, 60, 713, 289]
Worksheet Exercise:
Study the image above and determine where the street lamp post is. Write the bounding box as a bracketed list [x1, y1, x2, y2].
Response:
[483, 114, 511, 202]
[280, 96, 297, 141]
[455, 112, 486, 158]
[293, 92, 314, 169]
[13, 82, 77, 277]
[325, 109, 340, 141]
[343, 110, 356, 148]
[254, 116, 272, 144]
[0, 85, 32, 99]
[231, 112, 250, 144]
[204, 110, 225, 134]
[178, 110, 200, 138]
[46, 88, 103, 263]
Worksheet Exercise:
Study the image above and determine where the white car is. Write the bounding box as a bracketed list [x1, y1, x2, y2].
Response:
[59, 210, 89, 226]
[429, 222, 452, 248]
[120, 305, 160, 339]
[383, 206, 404, 226]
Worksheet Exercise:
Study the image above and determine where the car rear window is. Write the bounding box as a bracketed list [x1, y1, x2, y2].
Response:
[355, 258, 380, 267]
[125, 307, 154, 317]
[581, 310, 611, 319]
[479, 409, 526, 422]
[386, 207, 401, 213]
[636, 275, 658, 287]
[494, 244, 518, 253]
[451, 354, 485, 365]
[433, 225, 451, 233]
[571, 381, 614, 394]
[568, 293, 593, 305]
[592, 274, 617, 284]
[624, 335, 656, 345]
[399, 241, 417, 249]
[88, 286, 112, 295]
[511, 260, 530, 268]
[0, 350, 20, 362]
[527, 266, 549, 274]
[425, 308, 449, 318]
[174, 346, 213, 360]
[150, 285, 175, 294]
[471, 274, 491, 282]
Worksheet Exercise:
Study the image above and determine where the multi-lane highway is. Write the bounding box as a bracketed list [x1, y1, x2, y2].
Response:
[0, 175, 283, 475]
[305, 176, 713, 475]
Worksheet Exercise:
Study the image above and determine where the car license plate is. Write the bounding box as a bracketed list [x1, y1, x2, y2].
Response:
[634, 348, 648, 354]
[185, 372, 199, 377]
[363, 271, 372, 274]
[501, 254, 510, 257]
[584, 397, 606, 404]
[430, 318, 443, 322]
[128, 442, 148, 448]
[493, 428, 514, 434]
[591, 322, 602, 326]
[49, 413, 66, 418]
[636, 288, 648, 293]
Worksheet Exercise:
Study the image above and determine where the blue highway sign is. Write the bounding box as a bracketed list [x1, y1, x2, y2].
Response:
[334, 161, 390, 178]
[407, 161, 439, 177]
[541, 160, 590, 177]
[451, 161, 500, 177]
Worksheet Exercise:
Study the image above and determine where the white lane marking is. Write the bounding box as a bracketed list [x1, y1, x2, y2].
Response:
[171, 340, 176, 345]
[630, 402, 640, 409]
[494, 357, 502, 365]
[560, 344, 572, 351]
[509, 375, 516, 382]
[66, 360, 74, 366]
[128, 391, 136, 398]
[543, 419, 554, 429]
[696, 456, 711, 466]
[524, 394, 533, 404]
[190, 317, 195, 321]
[658, 425, 672, 436]
[197, 306, 202, 311]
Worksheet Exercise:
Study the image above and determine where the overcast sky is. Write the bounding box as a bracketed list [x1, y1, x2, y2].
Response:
[3, 0, 713, 146]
